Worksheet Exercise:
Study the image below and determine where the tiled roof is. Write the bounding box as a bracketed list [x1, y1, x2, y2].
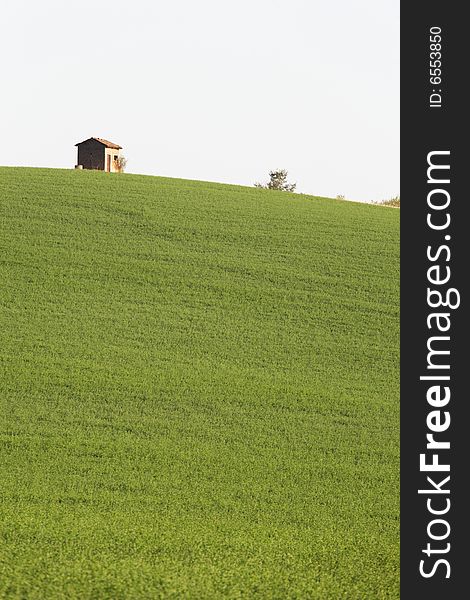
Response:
[75, 137, 122, 149]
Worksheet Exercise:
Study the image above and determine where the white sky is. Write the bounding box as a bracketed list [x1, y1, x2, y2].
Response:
[1, 0, 399, 202]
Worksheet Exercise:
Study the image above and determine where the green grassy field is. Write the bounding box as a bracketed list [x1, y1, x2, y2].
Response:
[0, 167, 399, 599]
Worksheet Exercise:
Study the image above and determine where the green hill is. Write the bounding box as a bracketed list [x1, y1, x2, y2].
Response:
[0, 167, 399, 599]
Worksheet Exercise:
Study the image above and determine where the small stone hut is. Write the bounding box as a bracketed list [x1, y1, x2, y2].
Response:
[75, 137, 123, 172]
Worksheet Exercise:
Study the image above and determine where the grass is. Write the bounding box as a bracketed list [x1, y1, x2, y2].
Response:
[0, 167, 399, 599]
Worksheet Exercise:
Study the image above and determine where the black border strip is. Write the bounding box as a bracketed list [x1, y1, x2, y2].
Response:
[401, 3, 468, 597]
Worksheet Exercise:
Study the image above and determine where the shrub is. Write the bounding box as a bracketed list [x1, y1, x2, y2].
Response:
[255, 169, 296, 192]
[374, 195, 400, 207]
[114, 155, 127, 173]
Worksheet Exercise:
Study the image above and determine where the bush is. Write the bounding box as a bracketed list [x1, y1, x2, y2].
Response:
[114, 155, 127, 173]
[374, 195, 400, 207]
[255, 169, 296, 192]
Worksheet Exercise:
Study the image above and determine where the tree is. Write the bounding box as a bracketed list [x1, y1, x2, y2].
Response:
[254, 169, 296, 192]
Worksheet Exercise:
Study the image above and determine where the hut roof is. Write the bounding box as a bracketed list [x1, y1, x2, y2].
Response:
[75, 137, 122, 149]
